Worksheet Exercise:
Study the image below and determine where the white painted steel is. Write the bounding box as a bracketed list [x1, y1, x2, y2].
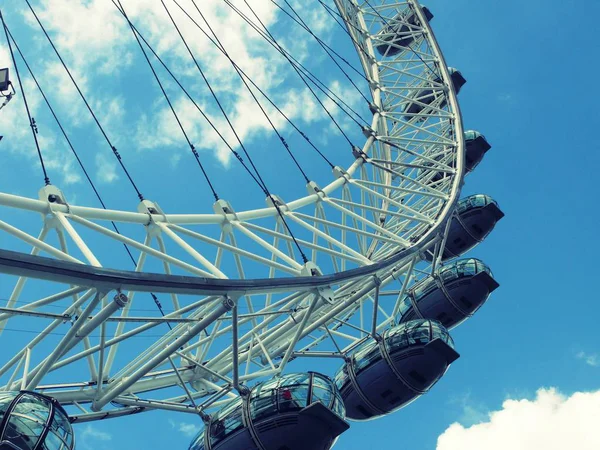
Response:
[0, 0, 465, 421]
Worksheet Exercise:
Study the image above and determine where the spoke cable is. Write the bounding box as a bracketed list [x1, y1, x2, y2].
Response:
[223, 0, 369, 129]
[114, 1, 309, 265]
[236, 0, 358, 148]
[172, 0, 335, 169]
[0, 11, 50, 186]
[186, 2, 309, 263]
[111, 0, 270, 194]
[7, 21, 171, 329]
[110, 2, 273, 194]
[317, 0, 373, 61]
[274, 0, 371, 105]
[162, 0, 309, 185]
[117, 0, 219, 201]
[273, 0, 367, 81]
[23, 0, 145, 201]
[171, 0, 310, 184]
[112, 0, 253, 185]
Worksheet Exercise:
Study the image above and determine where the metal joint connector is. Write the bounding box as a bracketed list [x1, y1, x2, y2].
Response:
[352, 146, 367, 160]
[238, 384, 250, 397]
[361, 126, 375, 138]
[368, 102, 380, 114]
[222, 297, 235, 311]
[137, 200, 166, 226]
[114, 292, 129, 308]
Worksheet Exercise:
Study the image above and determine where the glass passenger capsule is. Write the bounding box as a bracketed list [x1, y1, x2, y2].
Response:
[0, 391, 74, 450]
[397, 258, 499, 330]
[424, 130, 493, 183]
[189, 372, 349, 450]
[425, 194, 504, 262]
[375, 6, 434, 57]
[403, 68, 466, 120]
[464, 130, 492, 173]
[334, 320, 459, 421]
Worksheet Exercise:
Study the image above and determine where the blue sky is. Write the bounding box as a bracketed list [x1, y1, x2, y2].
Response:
[1, 0, 600, 449]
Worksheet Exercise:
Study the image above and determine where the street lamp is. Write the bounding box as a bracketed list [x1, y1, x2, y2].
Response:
[0, 67, 14, 121]
[0, 68, 9, 91]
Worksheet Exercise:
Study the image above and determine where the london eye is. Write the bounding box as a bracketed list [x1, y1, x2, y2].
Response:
[0, 1, 503, 449]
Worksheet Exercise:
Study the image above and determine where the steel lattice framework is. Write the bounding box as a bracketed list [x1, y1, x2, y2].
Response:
[0, 0, 464, 422]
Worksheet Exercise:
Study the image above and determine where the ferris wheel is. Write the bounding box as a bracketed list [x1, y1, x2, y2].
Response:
[0, 1, 504, 449]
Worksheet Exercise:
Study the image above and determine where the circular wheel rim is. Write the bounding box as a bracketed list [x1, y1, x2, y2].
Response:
[0, 0, 464, 421]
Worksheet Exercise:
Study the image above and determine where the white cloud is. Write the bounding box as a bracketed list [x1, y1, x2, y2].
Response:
[95, 152, 118, 184]
[81, 425, 112, 441]
[169, 418, 202, 437]
[576, 351, 599, 367]
[437, 388, 600, 450]
[22, 0, 134, 75]
[80, 425, 112, 450]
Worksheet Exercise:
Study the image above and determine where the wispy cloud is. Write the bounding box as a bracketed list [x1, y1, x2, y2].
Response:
[497, 92, 516, 105]
[447, 391, 489, 426]
[80, 425, 112, 450]
[95, 153, 119, 184]
[169, 418, 202, 437]
[576, 351, 599, 367]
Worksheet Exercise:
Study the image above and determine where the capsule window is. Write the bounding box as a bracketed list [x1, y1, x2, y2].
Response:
[45, 412, 74, 449]
[280, 385, 309, 411]
[310, 376, 334, 409]
[5, 394, 52, 449]
[210, 420, 226, 442]
[44, 431, 67, 450]
[354, 341, 381, 372]
[399, 296, 413, 315]
[409, 327, 430, 344]
[190, 433, 205, 450]
[251, 391, 278, 420]
[221, 410, 244, 440]
[334, 366, 349, 388]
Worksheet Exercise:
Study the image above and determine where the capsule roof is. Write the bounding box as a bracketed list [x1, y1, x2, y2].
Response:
[385, 319, 456, 352]
[438, 257, 493, 280]
[456, 194, 500, 215]
[464, 130, 488, 143]
[447, 68, 467, 94]
[410, 258, 495, 301]
[422, 6, 434, 22]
